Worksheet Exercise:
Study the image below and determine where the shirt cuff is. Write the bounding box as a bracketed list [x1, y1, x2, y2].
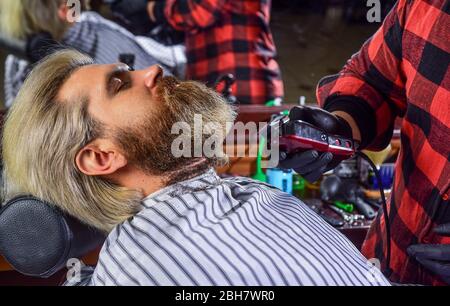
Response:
[323, 95, 377, 149]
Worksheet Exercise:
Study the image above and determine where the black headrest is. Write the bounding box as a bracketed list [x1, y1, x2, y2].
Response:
[0, 196, 106, 278]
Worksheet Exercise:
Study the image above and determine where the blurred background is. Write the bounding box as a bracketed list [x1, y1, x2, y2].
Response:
[0, 0, 396, 109]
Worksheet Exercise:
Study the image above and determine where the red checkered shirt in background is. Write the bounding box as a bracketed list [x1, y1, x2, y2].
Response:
[317, 0, 450, 285]
[154, 0, 284, 104]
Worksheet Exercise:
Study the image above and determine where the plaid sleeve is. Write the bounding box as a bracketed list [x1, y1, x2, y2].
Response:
[155, 0, 226, 32]
[317, 0, 410, 150]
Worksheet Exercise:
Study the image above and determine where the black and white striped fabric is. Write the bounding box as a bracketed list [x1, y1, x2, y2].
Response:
[62, 12, 183, 72]
[3, 11, 184, 107]
[70, 170, 390, 286]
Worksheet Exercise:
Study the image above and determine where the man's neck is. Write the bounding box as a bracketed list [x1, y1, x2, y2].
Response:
[112, 166, 167, 197]
[112, 159, 212, 197]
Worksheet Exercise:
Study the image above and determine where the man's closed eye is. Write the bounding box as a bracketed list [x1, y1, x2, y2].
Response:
[111, 77, 130, 94]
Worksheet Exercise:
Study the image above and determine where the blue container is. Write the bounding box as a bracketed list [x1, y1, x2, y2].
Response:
[266, 169, 293, 194]
[372, 163, 395, 189]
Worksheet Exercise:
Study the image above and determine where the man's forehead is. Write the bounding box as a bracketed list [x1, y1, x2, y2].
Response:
[57, 64, 112, 102]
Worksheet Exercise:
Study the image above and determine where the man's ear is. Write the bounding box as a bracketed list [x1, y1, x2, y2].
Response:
[75, 140, 128, 177]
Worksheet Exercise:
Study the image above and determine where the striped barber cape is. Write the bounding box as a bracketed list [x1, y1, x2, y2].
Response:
[69, 170, 390, 286]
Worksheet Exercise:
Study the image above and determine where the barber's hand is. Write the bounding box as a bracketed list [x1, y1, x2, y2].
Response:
[26, 32, 60, 63]
[407, 223, 450, 284]
[278, 106, 354, 183]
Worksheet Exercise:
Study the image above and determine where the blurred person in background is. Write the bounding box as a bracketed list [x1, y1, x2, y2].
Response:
[0, 0, 183, 107]
[109, 0, 284, 105]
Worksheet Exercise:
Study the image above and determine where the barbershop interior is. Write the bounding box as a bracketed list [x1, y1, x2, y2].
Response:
[0, 0, 448, 287]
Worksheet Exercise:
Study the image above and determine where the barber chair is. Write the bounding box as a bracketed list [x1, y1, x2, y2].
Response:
[0, 196, 105, 278]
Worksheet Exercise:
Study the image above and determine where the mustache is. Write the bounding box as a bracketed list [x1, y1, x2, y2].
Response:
[156, 76, 181, 96]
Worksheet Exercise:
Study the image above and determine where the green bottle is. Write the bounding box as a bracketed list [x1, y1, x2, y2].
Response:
[252, 136, 267, 183]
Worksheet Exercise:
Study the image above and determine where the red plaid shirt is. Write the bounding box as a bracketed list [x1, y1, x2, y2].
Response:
[154, 0, 284, 104]
[317, 0, 450, 285]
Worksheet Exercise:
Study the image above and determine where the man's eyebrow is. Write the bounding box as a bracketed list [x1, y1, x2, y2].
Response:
[105, 64, 130, 97]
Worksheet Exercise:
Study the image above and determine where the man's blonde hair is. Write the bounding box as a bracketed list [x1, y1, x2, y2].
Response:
[2, 50, 142, 232]
[0, 0, 68, 40]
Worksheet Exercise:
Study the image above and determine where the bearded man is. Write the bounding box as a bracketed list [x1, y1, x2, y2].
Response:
[2, 50, 389, 286]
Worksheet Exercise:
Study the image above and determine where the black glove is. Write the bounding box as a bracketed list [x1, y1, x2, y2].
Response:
[26, 32, 60, 64]
[407, 223, 450, 284]
[108, 0, 156, 35]
[278, 106, 354, 183]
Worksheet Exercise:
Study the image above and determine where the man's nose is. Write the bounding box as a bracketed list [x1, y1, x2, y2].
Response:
[142, 65, 164, 90]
